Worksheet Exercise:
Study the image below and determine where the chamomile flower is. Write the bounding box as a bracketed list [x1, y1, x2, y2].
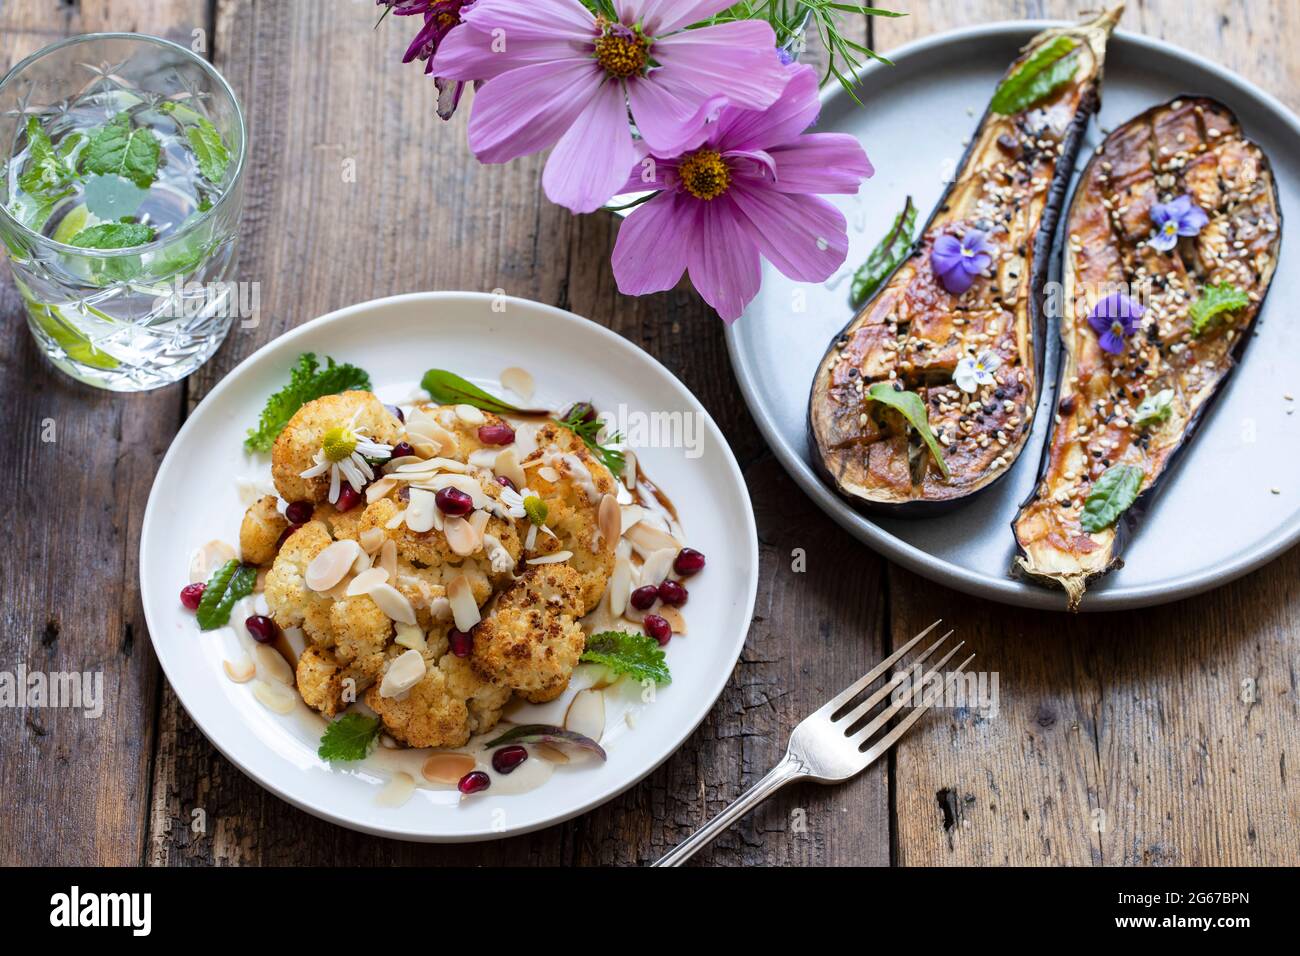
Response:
[953, 350, 1001, 394]
[299, 409, 393, 504]
[500, 484, 557, 548]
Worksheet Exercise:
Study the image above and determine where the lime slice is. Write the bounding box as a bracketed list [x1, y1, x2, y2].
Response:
[25, 299, 120, 370]
[51, 203, 92, 245]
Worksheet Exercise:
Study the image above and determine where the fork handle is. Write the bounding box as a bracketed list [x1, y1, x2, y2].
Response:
[651, 753, 805, 867]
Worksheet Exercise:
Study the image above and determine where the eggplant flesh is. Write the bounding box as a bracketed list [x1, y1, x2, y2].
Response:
[1013, 97, 1283, 608]
[808, 9, 1121, 514]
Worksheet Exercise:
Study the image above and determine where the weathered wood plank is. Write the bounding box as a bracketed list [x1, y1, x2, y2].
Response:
[878, 0, 1299, 866]
[0, 0, 208, 866]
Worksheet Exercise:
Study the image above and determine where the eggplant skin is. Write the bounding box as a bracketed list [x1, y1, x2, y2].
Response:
[808, 8, 1122, 517]
[1012, 96, 1284, 609]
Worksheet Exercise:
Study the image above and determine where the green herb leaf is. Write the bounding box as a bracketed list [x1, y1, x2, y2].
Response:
[68, 221, 156, 249]
[865, 383, 950, 479]
[420, 368, 533, 415]
[581, 630, 671, 685]
[851, 196, 916, 307]
[161, 103, 231, 183]
[1189, 283, 1250, 336]
[317, 713, 382, 762]
[195, 559, 258, 630]
[1133, 388, 1174, 429]
[81, 113, 161, 190]
[991, 36, 1080, 115]
[554, 406, 626, 478]
[18, 116, 78, 198]
[1080, 464, 1144, 533]
[245, 353, 373, 453]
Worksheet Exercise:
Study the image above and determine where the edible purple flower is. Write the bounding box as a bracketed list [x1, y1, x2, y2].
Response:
[931, 229, 992, 295]
[1087, 291, 1144, 354]
[1149, 194, 1208, 252]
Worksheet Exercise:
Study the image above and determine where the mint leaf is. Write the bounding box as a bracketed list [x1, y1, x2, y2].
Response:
[866, 382, 950, 479]
[18, 116, 78, 198]
[245, 353, 373, 453]
[68, 221, 155, 249]
[81, 113, 161, 189]
[161, 102, 230, 183]
[82, 172, 148, 221]
[1080, 464, 1144, 533]
[195, 559, 258, 630]
[1133, 388, 1174, 428]
[581, 630, 671, 685]
[1189, 283, 1250, 336]
[851, 196, 917, 307]
[991, 36, 1080, 115]
[318, 713, 382, 761]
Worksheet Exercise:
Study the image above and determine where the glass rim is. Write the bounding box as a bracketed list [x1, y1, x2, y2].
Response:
[0, 31, 247, 260]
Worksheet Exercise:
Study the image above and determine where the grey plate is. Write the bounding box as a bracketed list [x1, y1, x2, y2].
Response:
[726, 22, 1300, 611]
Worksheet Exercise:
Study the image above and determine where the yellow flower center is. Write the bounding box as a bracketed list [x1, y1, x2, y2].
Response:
[678, 149, 731, 201]
[321, 426, 357, 463]
[594, 20, 649, 79]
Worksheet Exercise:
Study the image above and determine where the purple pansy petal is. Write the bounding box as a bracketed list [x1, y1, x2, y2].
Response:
[711, 63, 817, 151]
[612, 191, 695, 295]
[466, 58, 603, 163]
[686, 199, 763, 323]
[1178, 202, 1209, 235]
[939, 265, 976, 295]
[930, 234, 965, 277]
[1098, 330, 1125, 354]
[650, 21, 788, 113]
[766, 133, 873, 194]
[1148, 229, 1177, 252]
[727, 184, 847, 282]
[962, 250, 992, 275]
[543, 79, 638, 213]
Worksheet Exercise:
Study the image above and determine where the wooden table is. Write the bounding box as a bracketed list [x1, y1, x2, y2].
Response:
[2, 0, 1296, 867]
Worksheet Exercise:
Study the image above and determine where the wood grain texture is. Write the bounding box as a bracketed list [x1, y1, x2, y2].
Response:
[879, 1, 1299, 867]
[0, 0, 207, 867]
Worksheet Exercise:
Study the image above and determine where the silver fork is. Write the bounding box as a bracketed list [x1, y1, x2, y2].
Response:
[653, 620, 971, 867]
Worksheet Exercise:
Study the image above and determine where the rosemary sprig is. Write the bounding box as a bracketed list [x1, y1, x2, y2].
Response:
[555, 406, 627, 479]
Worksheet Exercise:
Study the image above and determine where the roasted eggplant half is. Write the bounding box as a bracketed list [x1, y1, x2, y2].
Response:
[809, 8, 1122, 515]
[1012, 97, 1282, 608]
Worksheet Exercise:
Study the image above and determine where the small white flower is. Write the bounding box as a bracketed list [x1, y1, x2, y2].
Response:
[499, 484, 532, 519]
[953, 350, 1002, 394]
[299, 408, 393, 504]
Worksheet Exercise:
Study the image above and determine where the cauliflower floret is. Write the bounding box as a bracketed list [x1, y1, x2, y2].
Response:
[315, 500, 366, 541]
[329, 594, 391, 666]
[296, 645, 379, 717]
[365, 653, 510, 748]
[521, 423, 617, 614]
[239, 495, 288, 566]
[271, 391, 401, 504]
[263, 521, 336, 645]
[472, 565, 586, 704]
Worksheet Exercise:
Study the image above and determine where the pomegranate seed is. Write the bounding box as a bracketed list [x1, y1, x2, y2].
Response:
[630, 585, 659, 611]
[644, 614, 672, 645]
[436, 487, 474, 516]
[564, 402, 597, 424]
[277, 524, 302, 548]
[674, 548, 706, 576]
[180, 583, 205, 610]
[285, 500, 314, 524]
[495, 474, 517, 492]
[658, 580, 688, 607]
[458, 770, 491, 795]
[389, 441, 415, 460]
[245, 615, 279, 644]
[335, 484, 363, 512]
[385, 404, 405, 424]
[478, 423, 515, 445]
[448, 628, 474, 657]
[491, 745, 528, 774]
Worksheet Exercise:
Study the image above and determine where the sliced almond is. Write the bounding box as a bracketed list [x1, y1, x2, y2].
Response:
[639, 547, 677, 587]
[393, 456, 468, 474]
[351, 546, 372, 575]
[444, 515, 483, 557]
[346, 566, 389, 597]
[526, 550, 573, 565]
[623, 449, 638, 489]
[625, 521, 681, 558]
[428, 595, 452, 622]
[189, 539, 236, 584]
[447, 574, 480, 631]
[365, 476, 398, 503]
[222, 656, 255, 683]
[598, 493, 621, 550]
[454, 404, 486, 426]
[305, 540, 363, 592]
[393, 621, 427, 651]
[537, 465, 561, 483]
[369, 582, 417, 625]
[565, 688, 605, 742]
[619, 503, 648, 532]
[379, 648, 426, 697]
[358, 527, 386, 554]
[378, 538, 398, 580]
[254, 644, 294, 686]
[609, 553, 633, 617]
[500, 366, 535, 401]
[658, 605, 687, 635]
[385, 508, 408, 529]
[468, 509, 490, 535]
[495, 448, 526, 489]
[405, 487, 437, 533]
[421, 752, 477, 784]
[252, 679, 296, 715]
[532, 743, 570, 764]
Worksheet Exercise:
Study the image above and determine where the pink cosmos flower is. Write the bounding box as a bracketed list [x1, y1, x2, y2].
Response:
[430, 0, 792, 213]
[610, 64, 873, 323]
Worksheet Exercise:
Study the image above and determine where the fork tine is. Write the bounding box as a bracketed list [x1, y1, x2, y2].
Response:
[857, 653, 977, 766]
[846, 641, 964, 747]
[822, 619, 943, 714]
[834, 630, 954, 730]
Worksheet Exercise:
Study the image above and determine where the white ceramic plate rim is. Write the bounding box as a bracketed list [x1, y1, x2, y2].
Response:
[141, 291, 759, 841]
[726, 21, 1300, 611]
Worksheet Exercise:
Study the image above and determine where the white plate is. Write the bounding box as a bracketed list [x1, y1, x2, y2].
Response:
[727, 23, 1300, 610]
[140, 292, 758, 841]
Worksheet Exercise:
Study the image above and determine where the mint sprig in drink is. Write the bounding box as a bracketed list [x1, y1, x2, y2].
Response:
[0, 34, 245, 391]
